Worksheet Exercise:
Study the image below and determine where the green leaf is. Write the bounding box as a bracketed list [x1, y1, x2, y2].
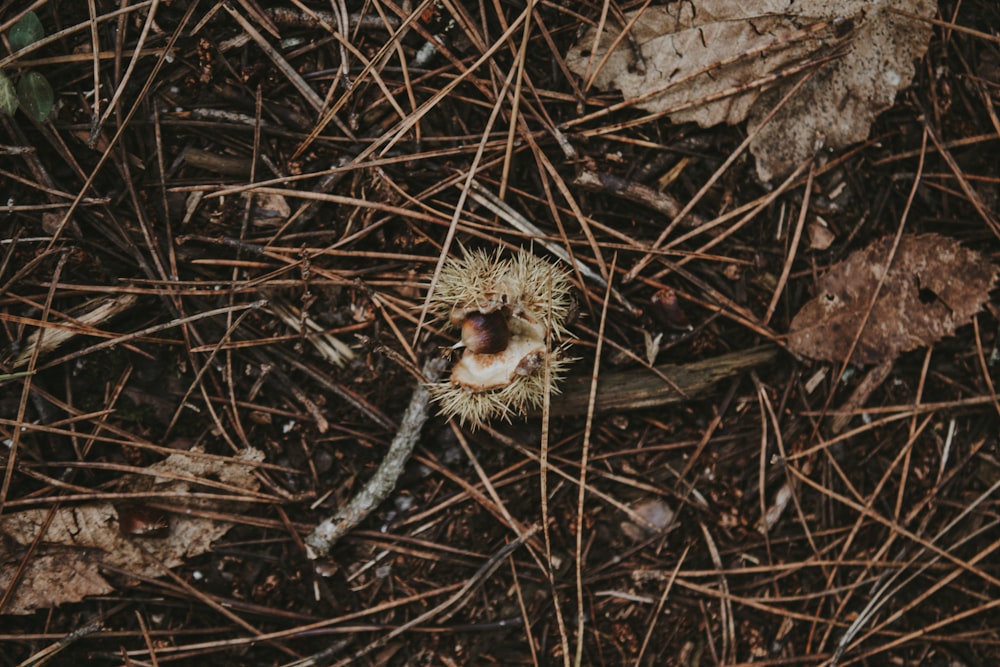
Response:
[0, 71, 17, 116]
[17, 71, 54, 121]
[9, 11, 45, 52]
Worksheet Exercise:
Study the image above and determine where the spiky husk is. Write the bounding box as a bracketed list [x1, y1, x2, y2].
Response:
[432, 248, 509, 318]
[429, 248, 575, 427]
[429, 351, 572, 428]
[508, 250, 572, 339]
[433, 248, 572, 337]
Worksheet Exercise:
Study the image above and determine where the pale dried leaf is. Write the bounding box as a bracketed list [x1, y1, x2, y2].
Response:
[808, 219, 837, 250]
[758, 482, 795, 534]
[13, 294, 138, 367]
[643, 330, 663, 366]
[747, 2, 935, 182]
[251, 191, 291, 224]
[0, 448, 263, 614]
[566, 0, 935, 182]
[620, 498, 676, 542]
[567, 2, 815, 127]
[787, 234, 997, 364]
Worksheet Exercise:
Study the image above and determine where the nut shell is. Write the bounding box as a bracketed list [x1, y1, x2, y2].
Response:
[452, 336, 546, 392]
[429, 248, 575, 427]
[461, 310, 510, 354]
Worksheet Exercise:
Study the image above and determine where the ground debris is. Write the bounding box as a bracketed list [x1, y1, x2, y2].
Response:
[0, 448, 263, 615]
[787, 234, 997, 364]
[566, 0, 935, 181]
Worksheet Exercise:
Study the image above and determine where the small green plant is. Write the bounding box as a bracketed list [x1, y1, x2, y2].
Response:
[0, 11, 54, 121]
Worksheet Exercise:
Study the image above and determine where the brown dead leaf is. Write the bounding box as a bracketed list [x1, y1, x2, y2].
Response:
[787, 234, 997, 364]
[566, 0, 935, 182]
[0, 447, 263, 615]
[808, 219, 837, 251]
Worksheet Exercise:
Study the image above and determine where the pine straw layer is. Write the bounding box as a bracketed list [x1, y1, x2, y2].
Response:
[0, 1, 998, 665]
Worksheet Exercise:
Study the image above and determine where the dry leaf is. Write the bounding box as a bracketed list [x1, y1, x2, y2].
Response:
[13, 294, 138, 368]
[620, 498, 676, 542]
[0, 448, 263, 615]
[808, 219, 837, 250]
[787, 234, 997, 364]
[566, 0, 935, 182]
[250, 191, 291, 225]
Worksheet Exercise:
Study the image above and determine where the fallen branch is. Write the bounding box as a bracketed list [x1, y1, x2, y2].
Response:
[305, 357, 447, 558]
[548, 344, 778, 415]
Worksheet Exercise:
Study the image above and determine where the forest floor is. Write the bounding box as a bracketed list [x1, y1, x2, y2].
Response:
[1, 1, 998, 665]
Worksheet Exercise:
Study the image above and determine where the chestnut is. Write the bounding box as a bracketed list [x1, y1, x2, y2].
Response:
[429, 249, 574, 427]
[461, 310, 510, 354]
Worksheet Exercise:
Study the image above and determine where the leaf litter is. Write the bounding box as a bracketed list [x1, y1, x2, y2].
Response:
[566, 0, 936, 181]
[787, 234, 997, 364]
[0, 447, 264, 615]
[2, 1, 998, 662]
